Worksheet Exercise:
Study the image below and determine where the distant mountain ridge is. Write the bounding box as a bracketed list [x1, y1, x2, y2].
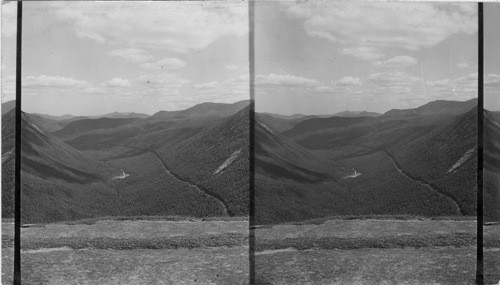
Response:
[23, 100, 250, 134]
[32, 112, 149, 120]
[262, 110, 380, 119]
[260, 113, 311, 120]
[31, 113, 83, 121]
[333, 110, 381, 117]
[97, 112, 150, 119]
[383, 98, 478, 118]
[151, 100, 250, 120]
[282, 116, 371, 139]
[28, 101, 250, 121]
[53, 117, 142, 139]
[257, 111, 380, 133]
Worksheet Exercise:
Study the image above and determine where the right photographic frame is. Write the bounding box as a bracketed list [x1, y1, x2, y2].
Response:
[253, 1, 486, 283]
[484, 2, 500, 283]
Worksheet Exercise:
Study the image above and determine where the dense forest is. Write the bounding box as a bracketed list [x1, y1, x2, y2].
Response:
[0, 99, 491, 224]
[255, 99, 480, 224]
[1, 101, 250, 223]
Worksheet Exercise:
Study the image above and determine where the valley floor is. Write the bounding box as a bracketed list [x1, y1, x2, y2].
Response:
[1, 218, 249, 284]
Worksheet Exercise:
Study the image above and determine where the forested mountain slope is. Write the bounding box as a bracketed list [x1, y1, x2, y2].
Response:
[153, 106, 250, 216]
[2, 109, 124, 222]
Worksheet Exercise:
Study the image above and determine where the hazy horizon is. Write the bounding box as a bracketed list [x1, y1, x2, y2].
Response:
[1, 97, 482, 118]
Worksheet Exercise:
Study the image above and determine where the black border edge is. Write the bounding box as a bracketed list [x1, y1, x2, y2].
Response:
[14, 1, 23, 284]
[248, 0, 256, 283]
[476, 2, 484, 285]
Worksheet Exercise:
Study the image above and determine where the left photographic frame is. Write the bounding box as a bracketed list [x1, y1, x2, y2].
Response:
[1, 1, 250, 284]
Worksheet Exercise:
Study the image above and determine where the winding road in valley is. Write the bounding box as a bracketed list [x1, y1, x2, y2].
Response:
[380, 150, 464, 216]
[127, 147, 230, 216]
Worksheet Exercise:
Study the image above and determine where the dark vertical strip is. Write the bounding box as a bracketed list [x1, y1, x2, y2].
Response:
[248, 0, 256, 284]
[476, 2, 484, 285]
[14, 1, 23, 285]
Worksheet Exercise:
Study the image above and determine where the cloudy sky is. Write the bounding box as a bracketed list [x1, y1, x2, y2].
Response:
[2, 2, 498, 116]
[1, 1, 248, 116]
[254, 1, 495, 115]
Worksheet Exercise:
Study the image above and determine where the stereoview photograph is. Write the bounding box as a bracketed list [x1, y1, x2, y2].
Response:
[1, 1, 499, 284]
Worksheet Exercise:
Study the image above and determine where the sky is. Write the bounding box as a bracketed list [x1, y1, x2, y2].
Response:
[1, 1, 498, 116]
[1, 1, 249, 116]
[254, 1, 496, 115]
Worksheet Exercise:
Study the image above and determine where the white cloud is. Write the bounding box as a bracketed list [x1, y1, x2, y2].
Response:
[337, 76, 362, 86]
[255, 73, 364, 96]
[426, 79, 450, 87]
[457, 62, 469, 69]
[455, 73, 478, 84]
[23, 75, 91, 89]
[195, 81, 220, 89]
[314, 86, 337, 93]
[372, 56, 418, 68]
[109, 48, 153, 63]
[485, 74, 500, 87]
[20, 75, 137, 98]
[136, 74, 190, 91]
[368, 72, 421, 87]
[193, 74, 249, 102]
[256, 73, 319, 87]
[83, 86, 106, 94]
[225, 65, 239, 71]
[104, 78, 131, 88]
[372, 86, 411, 95]
[50, 1, 248, 53]
[287, 2, 477, 52]
[426, 73, 478, 99]
[341, 47, 384, 61]
[140, 58, 186, 71]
